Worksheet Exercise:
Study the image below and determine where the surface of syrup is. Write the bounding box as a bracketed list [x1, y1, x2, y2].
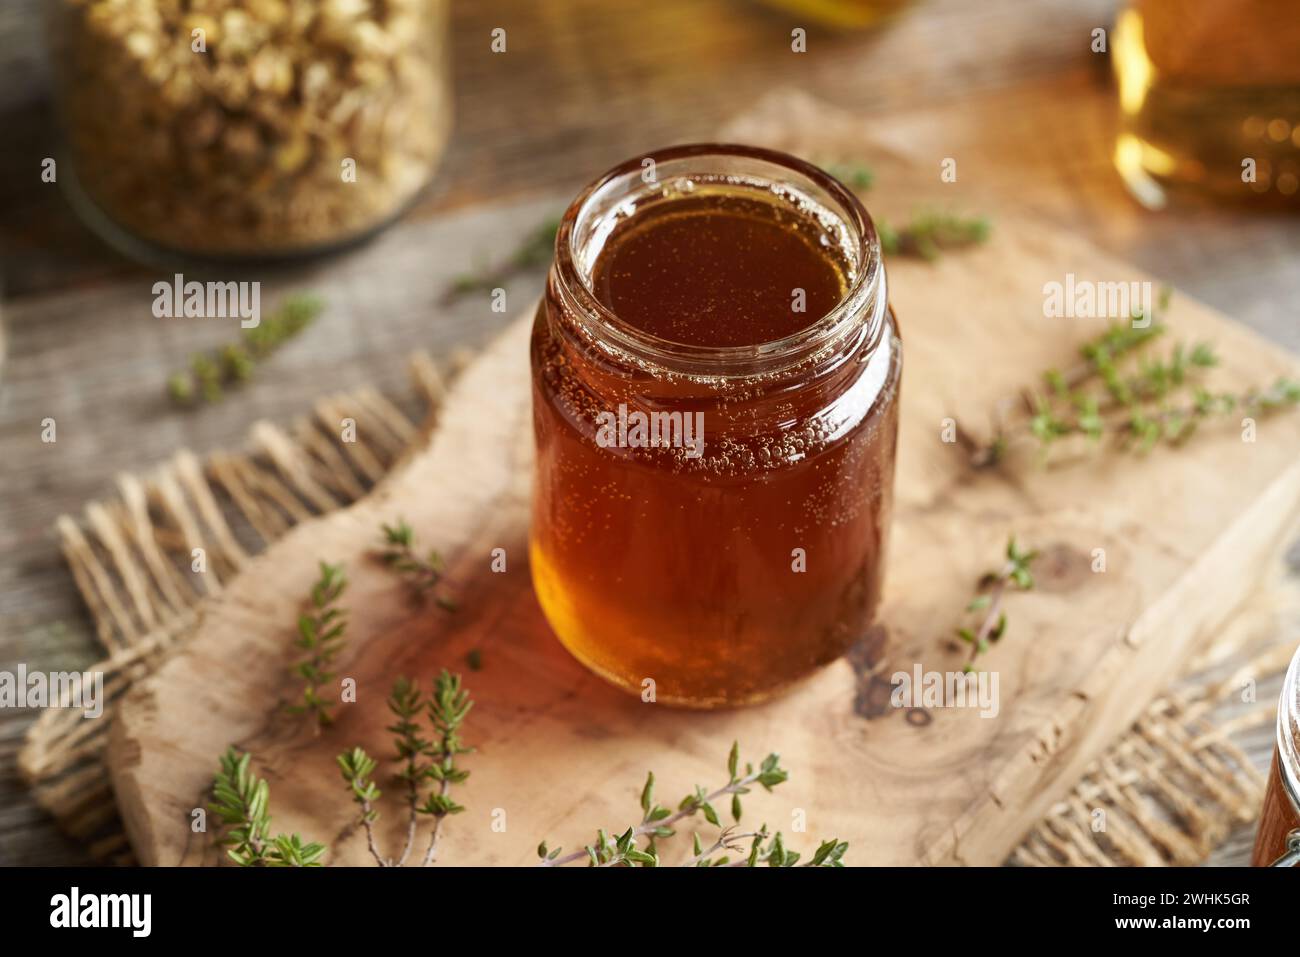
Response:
[590, 192, 848, 347]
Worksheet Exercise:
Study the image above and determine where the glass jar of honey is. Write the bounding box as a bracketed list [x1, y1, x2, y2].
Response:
[1252, 641, 1300, 866]
[529, 144, 901, 708]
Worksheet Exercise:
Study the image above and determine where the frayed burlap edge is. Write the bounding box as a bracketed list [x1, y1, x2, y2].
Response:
[1013, 652, 1281, 866]
[17, 345, 1284, 866]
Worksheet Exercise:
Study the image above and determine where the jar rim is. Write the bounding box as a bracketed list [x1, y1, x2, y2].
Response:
[550, 143, 887, 379]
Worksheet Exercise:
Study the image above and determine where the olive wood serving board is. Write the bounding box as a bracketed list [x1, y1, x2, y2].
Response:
[108, 124, 1300, 870]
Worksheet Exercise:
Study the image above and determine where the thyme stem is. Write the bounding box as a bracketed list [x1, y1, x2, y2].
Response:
[680, 826, 762, 867]
[441, 218, 559, 304]
[168, 294, 323, 406]
[288, 561, 348, 729]
[420, 777, 453, 866]
[377, 519, 457, 610]
[539, 768, 766, 868]
[956, 538, 1037, 671]
[359, 795, 388, 867]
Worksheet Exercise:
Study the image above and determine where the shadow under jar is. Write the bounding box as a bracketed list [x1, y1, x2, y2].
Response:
[530, 144, 902, 709]
[45, 0, 452, 261]
[1252, 641, 1300, 866]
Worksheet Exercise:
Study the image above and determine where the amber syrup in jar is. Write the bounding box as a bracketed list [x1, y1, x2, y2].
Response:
[1252, 642, 1300, 866]
[530, 144, 901, 708]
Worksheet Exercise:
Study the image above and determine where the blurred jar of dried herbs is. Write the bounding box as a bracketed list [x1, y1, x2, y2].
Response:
[46, 0, 452, 260]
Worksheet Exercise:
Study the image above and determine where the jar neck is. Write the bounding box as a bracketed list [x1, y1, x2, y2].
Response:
[547, 143, 887, 386]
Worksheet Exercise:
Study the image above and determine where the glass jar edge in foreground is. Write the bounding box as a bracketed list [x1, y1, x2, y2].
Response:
[1253, 641, 1300, 865]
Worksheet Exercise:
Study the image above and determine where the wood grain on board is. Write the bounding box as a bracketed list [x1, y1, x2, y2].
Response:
[108, 196, 1300, 864]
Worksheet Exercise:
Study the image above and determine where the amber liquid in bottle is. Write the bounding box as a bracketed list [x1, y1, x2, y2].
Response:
[1113, 1, 1300, 207]
[530, 181, 899, 707]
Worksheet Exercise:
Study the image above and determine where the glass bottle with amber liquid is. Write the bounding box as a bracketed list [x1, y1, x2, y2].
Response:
[1112, 0, 1300, 208]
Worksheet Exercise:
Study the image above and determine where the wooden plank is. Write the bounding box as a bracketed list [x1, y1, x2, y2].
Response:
[107, 202, 1300, 863]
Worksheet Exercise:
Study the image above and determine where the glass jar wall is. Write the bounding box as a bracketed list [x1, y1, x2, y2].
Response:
[1252, 641, 1300, 866]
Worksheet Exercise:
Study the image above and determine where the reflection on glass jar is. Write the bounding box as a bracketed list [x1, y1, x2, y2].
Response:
[46, 0, 452, 259]
[1112, 0, 1300, 209]
[529, 145, 901, 709]
[1252, 641, 1300, 866]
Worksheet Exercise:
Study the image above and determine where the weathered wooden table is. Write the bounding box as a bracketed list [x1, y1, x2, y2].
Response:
[1, 0, 1296, 865]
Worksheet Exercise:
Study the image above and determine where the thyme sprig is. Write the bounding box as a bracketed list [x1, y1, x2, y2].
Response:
[288, 561, 348, 729]
[337, 747, 384, 864]
[685, 825, 849, 867]
[821, 156, 989, 260]
[338, 671, 473, 867]
[210, 748, 326, 866]
[684, 825, 759, 867]
[537, 742, 846, 867]
[957, 537, 1037, 672]
[1121, 377, 1300, 451]
[878, 211, 991, 261]
[973, 296, 1170, 465]
[167, 293, 323, 405]
[971, 290, 1299, 465]
[377, 519, 457, 610]
[441, 217, 560, 304]
[991, 362, 1297, 464]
